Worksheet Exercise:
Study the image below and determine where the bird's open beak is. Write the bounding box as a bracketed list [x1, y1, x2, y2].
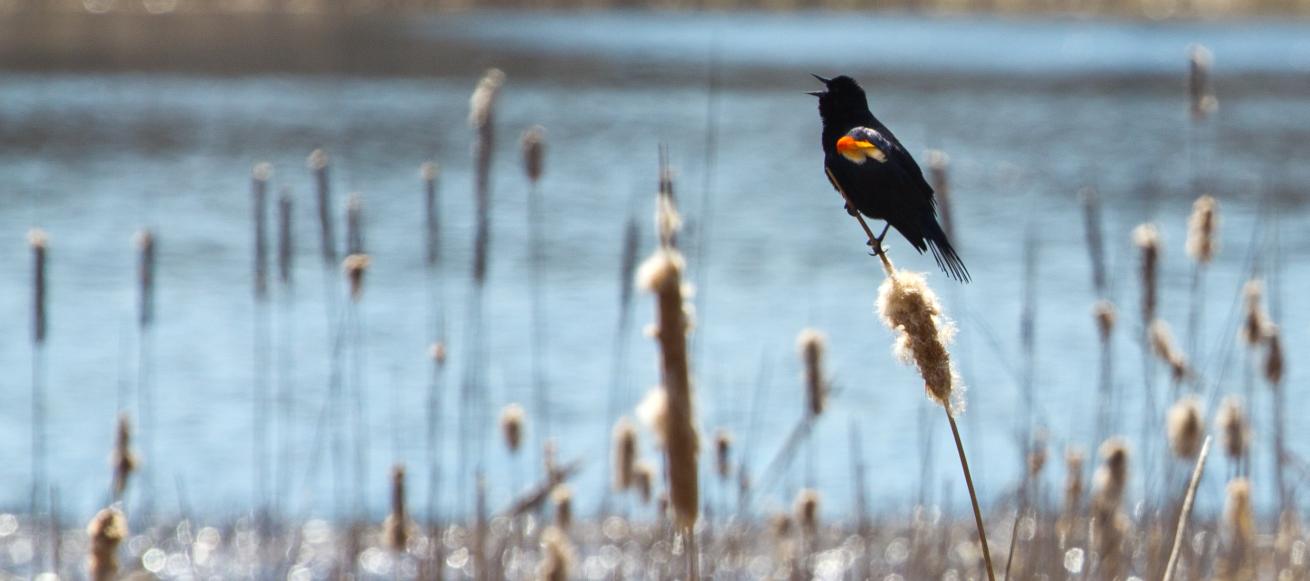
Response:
[811, 73, 831, 84]
[806, 90, 824, 97]
[807, 73, 830, 96]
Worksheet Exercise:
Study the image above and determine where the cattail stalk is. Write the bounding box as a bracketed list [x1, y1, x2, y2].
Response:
[1092, 300, 1117, 446]
[1133, 224, 1162, 499]
[274, 190, 295, 510]
[522, 125, 552, 469]
[29, 228, 48, 515]
[601, 216, 642, 513]
[1185, 195, 1217, 370]
[342, 252, 371, 519]
[1091, 438, 1129, 580]
[251, 164, 273, 513]
[828, 168, 992, 581]
[1265, 323, 1288, 518]
[309, 149, 336, 265]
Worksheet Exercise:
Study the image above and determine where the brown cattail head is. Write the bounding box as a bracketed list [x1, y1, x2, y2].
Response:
[1134, 223, 1160, 323]
[342, 253, 370, 301]
[1093, 437, 1130, 510]
[770, 513, 794, 538]
[537, 525, 574, 581]
[469, 69, 504, 287]
[714, 428, 733, 480]
[1149, 319, 1189, 382]
[1216, 396, 1249, 461]
[794, 488, 820, 533]
[551, 485, 572, 529]
[500, 403, 525, 455]
[1188, 44, 1218, 121]
[383, 464, 409, 551]
[1240, 279, 1268, 346]
[87, 507, 127, 581]
[632, 461, 654, 504]
[1225, 478, 1255, 544]
[1264, 323, 1284, 385]
[29, 228, 48, 344]
[612, 417, 638, 491]
[521, 125, 546, 183]
[135, 229, 156, 328]
[429, 341, 447, 367]
[637, 247, 700, 529]
[1093, 300, 1116, 343]
[252, 163, 272, 300]
[796, 328, 828, 417]
[110, 413, 136, 501]
[277, 191, 293, 286]
[1166, 396, 1205, 459]
[876, 270, 962, 412]
[307, 149, 336, 266]
[421, 162, 440, 268]
[1186, 195, 1219, 264]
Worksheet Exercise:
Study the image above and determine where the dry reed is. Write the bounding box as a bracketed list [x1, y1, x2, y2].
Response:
[86, 507, 126, 581]
[1059, 447, 1084, 538]
[110, 413, 136, 502]
[1161, 436, 1212, 581]
[383, 464, 410, 551]
[1240, 279, 1268, 346]
[1091, 438, 1130, 579]
[1263, 323, 1284, 384]
[796, 328, 827, 417]
[1215, 396, 1248, 467]
[1166, 396, 1204, 459]
[500, 403, 525, 454]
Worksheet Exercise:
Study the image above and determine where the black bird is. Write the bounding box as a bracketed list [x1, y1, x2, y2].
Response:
[810, 74, 969, 283]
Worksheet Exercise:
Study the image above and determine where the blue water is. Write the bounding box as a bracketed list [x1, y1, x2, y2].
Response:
[1, 11, 1309, 523]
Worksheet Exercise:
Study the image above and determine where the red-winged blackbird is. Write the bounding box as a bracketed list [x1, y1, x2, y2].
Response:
[810, 74, 969, 283]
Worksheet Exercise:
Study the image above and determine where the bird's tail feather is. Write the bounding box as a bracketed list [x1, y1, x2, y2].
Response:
[923, 219, 970, 283]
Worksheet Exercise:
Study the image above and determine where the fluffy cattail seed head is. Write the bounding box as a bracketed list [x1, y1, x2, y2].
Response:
[521, 125, 546, 183]
[420, 161, 439, 182]
[87, 507, 127, 581]
[632, 461, 654, 504]
[612, 417, 637, 491]
[637, 246, 700, 529]
[537, 526, 575, 581]
[1264, 324, 1284, 385]
[383, 464, 410, 551]
[1134, 223, 1160, 323]
[500, 403, 525, 454]
[1240, 279, 1268, 346]
[1225, 478, 1255, 544]
[1167, 396, 1205, 459]
[469, 68, 505, 130]
[1149, 319, 1189, 382]
[1093, 437, 1130, 510]
[1216, 396, 1249, 461]
[714, 428, 732, 480]
[797, 328, 828, 417]
[1093, 300, 1116, 343]
[342, 253, 370, 301]
[307, 148, 328, 171]
[1186, 195, 1219, 264]
[876, 270, 962, 412]
[552, 485, 572, 529]
[110, 413, 136, 501]
[794, 489, 820, 533]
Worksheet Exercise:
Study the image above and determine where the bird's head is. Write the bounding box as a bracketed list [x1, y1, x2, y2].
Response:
[808, 74, 869, 123]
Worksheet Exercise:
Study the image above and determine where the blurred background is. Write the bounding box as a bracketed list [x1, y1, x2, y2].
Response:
[1, 0, 1309, 535]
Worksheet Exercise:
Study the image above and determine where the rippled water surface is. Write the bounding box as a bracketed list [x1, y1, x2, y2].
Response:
[1, 11, 1309, 521]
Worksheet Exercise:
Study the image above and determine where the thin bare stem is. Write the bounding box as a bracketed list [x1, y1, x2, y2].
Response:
[947, 409, 996, 581]
[1162, 436, 1212, 581]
